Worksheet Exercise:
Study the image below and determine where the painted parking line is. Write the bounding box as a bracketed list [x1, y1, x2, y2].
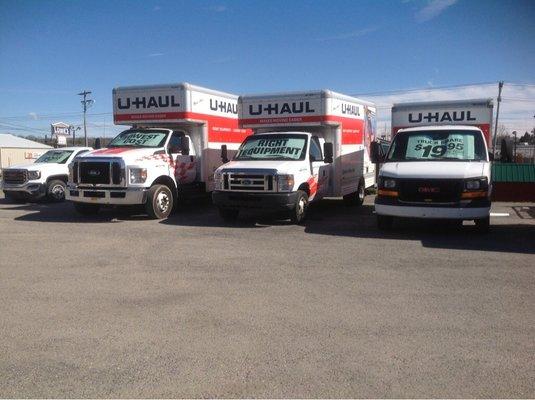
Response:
[490, 213, 510, 217]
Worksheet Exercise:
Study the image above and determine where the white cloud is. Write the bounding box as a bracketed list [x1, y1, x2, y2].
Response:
[318, 27, 379, 41]
[28, 112, 38, 120]
[147, 52, 165, 57]
[415, 0, 458, 23]
[354, 83, 535, 137]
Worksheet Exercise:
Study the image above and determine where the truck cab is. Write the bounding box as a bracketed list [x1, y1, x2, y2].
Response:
[2, 146, 92, 202]
[373, 125, 492, 231]
[213, 131, 333, 223]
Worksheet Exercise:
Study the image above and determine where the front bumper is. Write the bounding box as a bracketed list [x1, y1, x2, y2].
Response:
[375, 196, 490, 219]
[212, 191, 298, 210]
[66, 185, 147, 205]
[1, 181, 46, 197]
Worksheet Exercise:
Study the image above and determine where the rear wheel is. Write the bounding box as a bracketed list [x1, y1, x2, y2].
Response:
[343, 180, 365, 207]
[290, 190, 309, 224]
[47, 179, 66, 202]
[377, 215, 393, 230]
[145, 184, 174, 219]
[475, 216, 490, 233]
[73, 202, 100, 216]
[219, 207, 239, 222]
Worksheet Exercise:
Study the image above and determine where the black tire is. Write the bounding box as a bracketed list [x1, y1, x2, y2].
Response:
[73, 202, 100, 216]
[219, 207, 239, 222]
[290, 190, 309, 224]
[145, 184, 174, 219]
[343, 180, 365, 207]
[475, 216, 490, 233]
[377, 215, 393, 230]
[47, 179, 66, 202]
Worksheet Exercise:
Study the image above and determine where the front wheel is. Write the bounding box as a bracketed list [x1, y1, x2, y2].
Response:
[145, 184, 174, 219]
[47, 179, 66, 202]
[474, 216, 490, 233]
[73, 202, 100, 216]
[290, 190, 309, 224]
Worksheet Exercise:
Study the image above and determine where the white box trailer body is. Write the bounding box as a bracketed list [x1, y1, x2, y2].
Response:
[212, 90, 377, 223]
[392, 99, 493, 145]
[239, 90, 377, 195]
[67, 83, 250, 219]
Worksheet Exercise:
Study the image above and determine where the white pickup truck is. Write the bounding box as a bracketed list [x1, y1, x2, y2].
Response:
[1, 147, 92, 202]
[372, 99, 494, 231]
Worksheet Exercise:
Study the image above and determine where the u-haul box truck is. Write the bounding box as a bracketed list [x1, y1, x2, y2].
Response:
[66, 83, 249, 219]
[212, 90, 377, 223]
[372, 99, 494, 231]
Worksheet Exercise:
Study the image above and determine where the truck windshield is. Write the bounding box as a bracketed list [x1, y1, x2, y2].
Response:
[235, 134, 308, 161]
[387, 130, 487, 162]
[108, 130, 169, 148]
[35, 150, 74, 164]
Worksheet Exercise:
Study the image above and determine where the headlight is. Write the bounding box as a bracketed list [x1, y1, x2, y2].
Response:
[277, 174, 294, 192]
[465, 177, 487, 191]
[27, 170, 41, 180]
[214, 171, 223, 190]
[129, 168, 147, 184]
[381, 177, 396, 189]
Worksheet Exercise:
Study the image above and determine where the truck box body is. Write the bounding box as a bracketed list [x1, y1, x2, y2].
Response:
[112, 83, 249, 189]
[391, 99, 493, 145]
[238, 90, 377, 195]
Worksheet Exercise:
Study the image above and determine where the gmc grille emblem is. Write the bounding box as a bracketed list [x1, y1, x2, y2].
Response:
[418, 187, 440, 193]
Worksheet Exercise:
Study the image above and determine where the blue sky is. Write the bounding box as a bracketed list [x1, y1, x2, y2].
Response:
[1, 0, 534, 137]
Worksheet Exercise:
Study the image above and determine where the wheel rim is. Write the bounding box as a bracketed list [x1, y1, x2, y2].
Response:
[156, 190, 170, 213]
[51, 184, 65, 200]
[359, 185, 364, 201]
[296, 197, 306, 218]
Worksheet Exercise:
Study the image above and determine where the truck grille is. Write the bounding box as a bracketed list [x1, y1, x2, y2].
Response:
[222, 172, 274, 192]
[76, 160, 124, 186]
[399, 179, 462, 203]
[3, 169, 27, 184]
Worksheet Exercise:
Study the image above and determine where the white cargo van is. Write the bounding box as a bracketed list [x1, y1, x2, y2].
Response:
[66, 83, 249, 219]
[372, 99, 493, 231]
[212, 90, 377, 223]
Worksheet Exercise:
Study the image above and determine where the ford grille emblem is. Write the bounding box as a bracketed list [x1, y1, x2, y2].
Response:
[242, 179, 252, 185]
[88, 170, 101, 177]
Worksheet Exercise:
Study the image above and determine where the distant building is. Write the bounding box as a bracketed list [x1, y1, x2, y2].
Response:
[0, 133, 52, 168]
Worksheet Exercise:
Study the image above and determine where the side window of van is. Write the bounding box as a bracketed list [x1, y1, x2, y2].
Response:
[310, 136, 323, 161]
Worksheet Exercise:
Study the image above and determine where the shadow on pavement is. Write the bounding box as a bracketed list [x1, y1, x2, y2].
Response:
[11, 201, 151, 223]
[6, 196, 534, 254]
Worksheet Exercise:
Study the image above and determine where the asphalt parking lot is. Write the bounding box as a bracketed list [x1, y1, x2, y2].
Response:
[0, 194, 534, 398]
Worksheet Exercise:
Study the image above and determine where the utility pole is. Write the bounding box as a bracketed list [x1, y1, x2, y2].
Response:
[492, 81, 504, 159]
[77, 90, 93, 146]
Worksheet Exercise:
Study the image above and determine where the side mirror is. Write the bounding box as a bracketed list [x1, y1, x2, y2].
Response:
[370, 141, 383, 164]
[94, 137, 102, 150]
[323, 142, 333, 164]
[221, 144, 229, 163]
[488, 151, 494, 161]
[181, 138, 190, 156]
